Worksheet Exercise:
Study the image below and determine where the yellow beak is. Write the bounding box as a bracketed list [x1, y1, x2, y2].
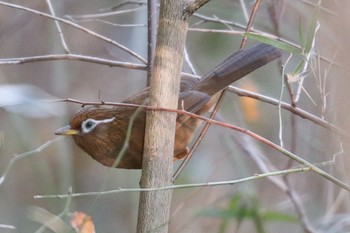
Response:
[55, 125, 79, 136]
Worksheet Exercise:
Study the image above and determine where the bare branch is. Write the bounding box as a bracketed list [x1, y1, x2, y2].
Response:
[183, 46, 197, 75]
[0, 138, 62, 187]
[0, 54, 147, 70]
[45, 0, 71, 53]
[227, 86, 344, 136]
[193, 12, 301, 49]
[0, 1, 147, 64]
[0, 224, 16, 230]
[66, 6, 146, 21]
[99, 1, 147, 12]
[188, 27, 243, 34]
[240, 0, 261, 48]
[96, 19, 146, 27]
[34, 167, 311, 199]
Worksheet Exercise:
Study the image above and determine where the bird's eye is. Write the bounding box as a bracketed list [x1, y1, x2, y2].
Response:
[85, 121, 94, 129]
[82, 119, 96, 133]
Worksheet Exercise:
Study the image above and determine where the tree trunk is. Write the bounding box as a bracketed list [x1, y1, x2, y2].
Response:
[136, 1, 189, 233]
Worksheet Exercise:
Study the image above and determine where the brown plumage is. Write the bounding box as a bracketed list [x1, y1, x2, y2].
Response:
[55, 43, 281, 169]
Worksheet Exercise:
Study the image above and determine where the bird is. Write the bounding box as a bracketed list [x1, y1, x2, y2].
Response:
[55, 43, 281, 169]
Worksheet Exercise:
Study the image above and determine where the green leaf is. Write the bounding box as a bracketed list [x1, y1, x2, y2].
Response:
[304, 4, 320, 53]
[292, 59, 306, 75]
[199, 193, 298, 233]
[243, 32, 302, 54]
[261, 211, 298, 223]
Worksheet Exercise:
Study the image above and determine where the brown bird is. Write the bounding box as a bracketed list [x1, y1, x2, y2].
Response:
[55, 43, 281, 169]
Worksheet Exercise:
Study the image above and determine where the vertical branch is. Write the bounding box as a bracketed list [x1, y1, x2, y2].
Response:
[269, 3, 314, 232]
[147, 0, 157, 85]
[137, 1, 191, 232]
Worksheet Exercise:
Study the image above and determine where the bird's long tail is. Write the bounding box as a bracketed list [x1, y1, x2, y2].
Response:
[193, 43, 281, 95]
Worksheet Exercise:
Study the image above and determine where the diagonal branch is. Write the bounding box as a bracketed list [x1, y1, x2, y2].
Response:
[227, 86, 344, 136]
[45, 0, 70, 53]
[183, 0, 210, 19]
[53, 98, 350, 191]
[0, 1, 147, 64]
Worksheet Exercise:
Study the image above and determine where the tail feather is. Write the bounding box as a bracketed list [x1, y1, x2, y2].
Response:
[193, 43, 281, 95]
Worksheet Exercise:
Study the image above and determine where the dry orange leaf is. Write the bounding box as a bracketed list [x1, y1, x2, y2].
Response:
[239, 81, 260, 123]
[71, 211, 96, 233]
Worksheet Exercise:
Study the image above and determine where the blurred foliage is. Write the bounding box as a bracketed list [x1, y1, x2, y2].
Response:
[200, 193, 297, 233]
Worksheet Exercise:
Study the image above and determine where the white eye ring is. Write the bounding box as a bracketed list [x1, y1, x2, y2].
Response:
[81, 117, 115, 134]
[81, 119, 97, 133]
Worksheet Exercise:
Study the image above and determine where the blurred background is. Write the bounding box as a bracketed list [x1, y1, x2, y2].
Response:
[0, 0, 349, 232]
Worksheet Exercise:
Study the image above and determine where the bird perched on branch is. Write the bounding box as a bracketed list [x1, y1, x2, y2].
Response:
[55, 43, 281, 169]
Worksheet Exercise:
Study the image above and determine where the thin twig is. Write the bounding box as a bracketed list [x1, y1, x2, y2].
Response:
[34, 167, 311, 199]
[45, 0, 70, 53]
[0, 54, 147, 70]
[0, 138, 62, 186]
[278, 53, 293, 147]
[193, 12, 300, 49]
[300, 0, 338, 15]
[183, 46, 197, 75]
[66, 6, 146, 21]
[188, 27, 243, 34]
[283, 176, 314, 233]
[240, 0, 261, 48]
[231, 131, 288, 192]
[294, 17, 320, 103]
[33, 187, 73, 233]
[238, 0, 249, 21]
[0, 1, 147, 64]
[0, 224, 16, 230]
[95, 19, 146, 27]
[227, 86, 344, 136]
[99, 1, 147, 12]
